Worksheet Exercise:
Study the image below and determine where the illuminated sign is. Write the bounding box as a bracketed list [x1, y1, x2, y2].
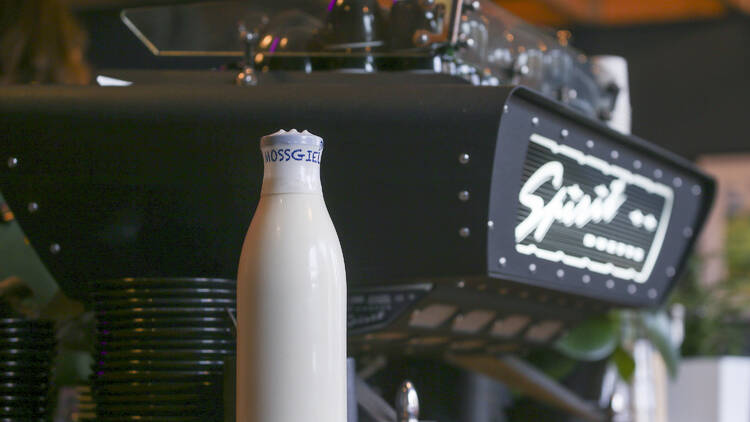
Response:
[515, 133, 674, 284]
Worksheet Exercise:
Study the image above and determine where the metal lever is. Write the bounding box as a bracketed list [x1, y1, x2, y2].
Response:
[236, 22, 259, 86]
[395, 380, 419, 422]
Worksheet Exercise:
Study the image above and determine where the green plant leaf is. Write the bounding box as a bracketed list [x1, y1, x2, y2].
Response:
[640, 311, 680, 377]
[523, 349, 578, 380]
[555, 315, 619, 361]
[612, 346, 635, 381]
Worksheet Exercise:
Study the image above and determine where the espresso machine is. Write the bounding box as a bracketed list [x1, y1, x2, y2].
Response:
[0, 0, 714, 420]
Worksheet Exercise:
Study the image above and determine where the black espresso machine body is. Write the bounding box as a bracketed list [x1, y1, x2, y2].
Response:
[0, 78, 714, 356]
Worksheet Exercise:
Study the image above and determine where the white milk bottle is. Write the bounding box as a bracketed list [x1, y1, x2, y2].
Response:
[236, 129, 347, 422]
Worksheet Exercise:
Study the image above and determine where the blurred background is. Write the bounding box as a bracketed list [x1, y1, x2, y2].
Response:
[2, 0, 750, 421]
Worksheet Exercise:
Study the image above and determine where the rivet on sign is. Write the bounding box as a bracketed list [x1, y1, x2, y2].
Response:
[610, 150, 619, 159]
[556, 269, 565, 279]
[503, 105, 509, 113]
[498, 256, 506, 266]
[586, 140, 594, 149]
[692, 185, 702, 196]
[666, 266, 676, 277]
[458, 153, 470, 165]
[683, 227, 693, 238]
[648, 289, 658, 299]
[457, 280, 465, 288]
[7, 157, 18, 169]
[531, 117, 539, 126]
[633, 160, 642, 169]
[487, 220, 494, 230]
[459, 227, 470, 238]
[49, 243, 61, 254]
[27, 202, 39, 213]
[654, 169, 663, 179]
[528, 263, 536, 273]
[606, 279, 615, 289]
[627, 284, 637, 294]
[560, 129, 569, 138]
[458, 190, 470, 202]
[673, 177, 682, 188]
[582, 274, 591, 284]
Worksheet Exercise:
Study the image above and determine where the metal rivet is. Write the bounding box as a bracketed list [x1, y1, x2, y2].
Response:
[673, 177, 682, 188]
[683, 227, 693, 238]
[556, 269, 565, 279]
[503, 104, 509, 113]
[627, 284, 637, 294]
[531, 117, 539, 126]
[458, 153, 470, 165]
[27, 203, 38, 213]
[49, 243, 61, 254]
[487, 220, 494, 230]
[606, 279, 615, 289]
[648, 288, 658, 299]
[654, 169, 663, 179]
[520, 65, 530, 75]
[586, 140, 594, 149]
[459, 227, 470, 238]
[582, 274, 591, 284]
[528, 263, 536, 273]
[610, 150, 619, 159]
[692, 185, 702, 196]
[457, 280, 465, 288]
[498, 256, 506, 266]
[7, 157, 18, 169]
[458, 190, 470, 202]
[560, 129, 569, 138]
[633, 160, 642, 169]
[666, 267, 676, 277]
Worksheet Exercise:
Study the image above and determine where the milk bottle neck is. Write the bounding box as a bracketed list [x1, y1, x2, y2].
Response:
[259, 130, 324, 196]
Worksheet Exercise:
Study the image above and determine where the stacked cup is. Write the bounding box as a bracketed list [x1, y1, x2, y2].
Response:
[0, 307, 55, 421]
[90, 278, 236, 422]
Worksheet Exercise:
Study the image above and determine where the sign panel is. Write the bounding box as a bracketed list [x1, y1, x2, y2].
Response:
[515, 133, 674, 284]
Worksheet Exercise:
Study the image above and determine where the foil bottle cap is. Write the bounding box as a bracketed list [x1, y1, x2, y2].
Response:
[260, 129, 324, 149]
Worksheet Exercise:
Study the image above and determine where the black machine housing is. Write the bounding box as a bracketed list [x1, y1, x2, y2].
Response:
[0, 75, 714, 355]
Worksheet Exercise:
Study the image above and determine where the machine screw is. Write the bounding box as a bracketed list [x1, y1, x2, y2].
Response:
[463, 0, 480, 12]
[27, 203, 38, 213]
[458, 190, 470, 202]
[49, 243, 61, 254]
[459, 227, 470, 238]
[7, 157, 18, 169]
[396, 380, 420, 422]
[458, 153, 470, 164]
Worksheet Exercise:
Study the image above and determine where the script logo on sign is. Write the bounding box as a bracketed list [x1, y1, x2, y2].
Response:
[515, 134, 674, 283]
